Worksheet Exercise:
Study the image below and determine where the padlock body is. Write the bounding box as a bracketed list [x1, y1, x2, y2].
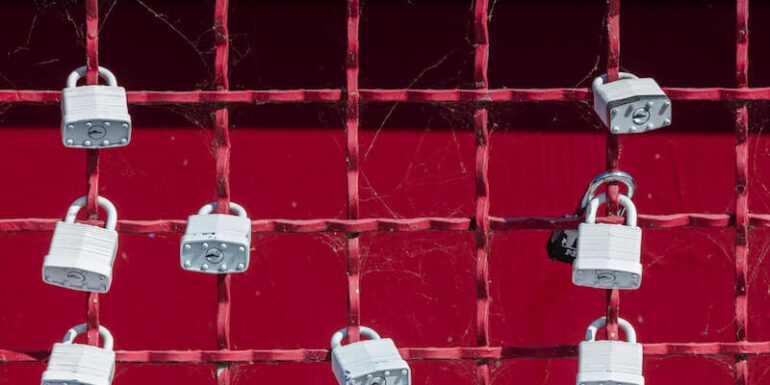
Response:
[573, 223, 642, 289]
[577, 340, 644, 385]
[43, 222, 118, 293]
[180, 213, 251, 274]
[593, 77, 670, 134]
[61, 85, 131, 148]
[42, 342, 116, 385]
[331, 338, 410, 385]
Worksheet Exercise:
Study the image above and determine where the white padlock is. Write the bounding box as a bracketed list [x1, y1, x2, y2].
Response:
[41, 323, 116, 385]
[61, 66, 131, 148]
[43, 196, 118, 293]
[577, 317, 644, 385]
[573, 193, 642, 289]
[331, 326, 410, 385]
[180, 201, 251, 274]
[593, 72, 671, 134]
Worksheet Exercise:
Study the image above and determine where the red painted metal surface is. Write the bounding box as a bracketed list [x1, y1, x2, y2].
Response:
[1, 0, 770, 384]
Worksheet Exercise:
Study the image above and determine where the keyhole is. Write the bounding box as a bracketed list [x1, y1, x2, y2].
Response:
[631, 108, 650, 125]
[67, 271, 86, 282]
[88, 125, 106, 139]
[205, 248, 224, 264]
[369, 377, 386, 385]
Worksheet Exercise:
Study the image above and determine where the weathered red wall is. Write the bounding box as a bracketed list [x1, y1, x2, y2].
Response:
[1, 0, 769, 384]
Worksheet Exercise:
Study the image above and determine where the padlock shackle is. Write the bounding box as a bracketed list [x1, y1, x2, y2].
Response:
[585, 316, 637, 343]
[197, 201, 247, 217]
[585, 193, 637, 227]
[62, 323, 114, 351]
[576, 171, 636, 215]
[330, 326, 382, 350]
[592, 71, 639, 88]
[66, 66, 118, 88]
[65, 196, 118, 230]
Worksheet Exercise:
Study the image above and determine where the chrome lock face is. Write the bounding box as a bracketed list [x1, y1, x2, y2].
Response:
[180, 201, 251, 274]
[547, 171, 636, 264]
[331, 327, 411, 385]
[61, 66, 131, 148]
[593, 72, 671, 134]
[573, 193, 642, 290]
[43, 196, 118, 293]
[42, 323, 116, 385]
[577, 317, 644, 385]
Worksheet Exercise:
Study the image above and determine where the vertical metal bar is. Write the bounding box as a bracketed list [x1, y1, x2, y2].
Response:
[84, 0, 101, 348]
[734, 1, 749, 384]
[345, 0, 362, 343]
[604, 0, 621, 341]
[214, 0, 232, 383]
[473, 1, 491, 384]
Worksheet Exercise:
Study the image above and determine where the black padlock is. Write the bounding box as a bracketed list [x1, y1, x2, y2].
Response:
[546, 171, 636, 263]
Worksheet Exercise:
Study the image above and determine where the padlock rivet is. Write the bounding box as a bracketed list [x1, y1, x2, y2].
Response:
[102, 140, 110, 146]
[83, 140, 92, 146]
[221, 243, 227, 249]
[122, 123, 128, 128]
[202, 242, 209, 248]
[237, 263, 245, 270]
[85, 122, 92, 127]
[120, 138, 128, 144]
[184, 244, 191, 250]
[239, 246, 246, 253]
[646, 123, 654, 130]
[611, 126, 620, 133]
[367, 375, 373, 379]
[664, 118, 671, 125]
[184, 260, 191, 267]
[645, 101, 654, 109]
[104, 121, 111, 127]
[67, 125, 74, 130]
[201, 264, 209, 271]
[65, 139, 74, 145]
[401, 370, 408, 375]
[219, 264, 227, 271]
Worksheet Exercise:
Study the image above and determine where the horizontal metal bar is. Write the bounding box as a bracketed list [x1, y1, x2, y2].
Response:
[4, 342, 770, 364]
[3, 87, 770, 104]
[0, 213, 765, 234]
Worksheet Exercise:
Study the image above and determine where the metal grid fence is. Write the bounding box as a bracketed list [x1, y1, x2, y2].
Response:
[0, 0, 763, 384]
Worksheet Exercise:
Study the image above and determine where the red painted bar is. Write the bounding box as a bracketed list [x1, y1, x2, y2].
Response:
[472, 1, 491, 384]
[344, 0, 362, 343]
[734, 1, 750, 385]
[84, 0, 101, 350]
[6, 343, 770, 364]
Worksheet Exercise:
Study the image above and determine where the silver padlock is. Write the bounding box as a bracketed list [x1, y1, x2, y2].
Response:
[577, 317, 644, 385]
[547, 171, 637, 263]
[573, 193, 642, 289]
[43, 196, 118, 293]
[41, 323, 116, 385]
[61, 66, 131, 148]
[180, 201, 251, 274]
[593, 72, 671, 134]
[331, 326, 410, 385]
